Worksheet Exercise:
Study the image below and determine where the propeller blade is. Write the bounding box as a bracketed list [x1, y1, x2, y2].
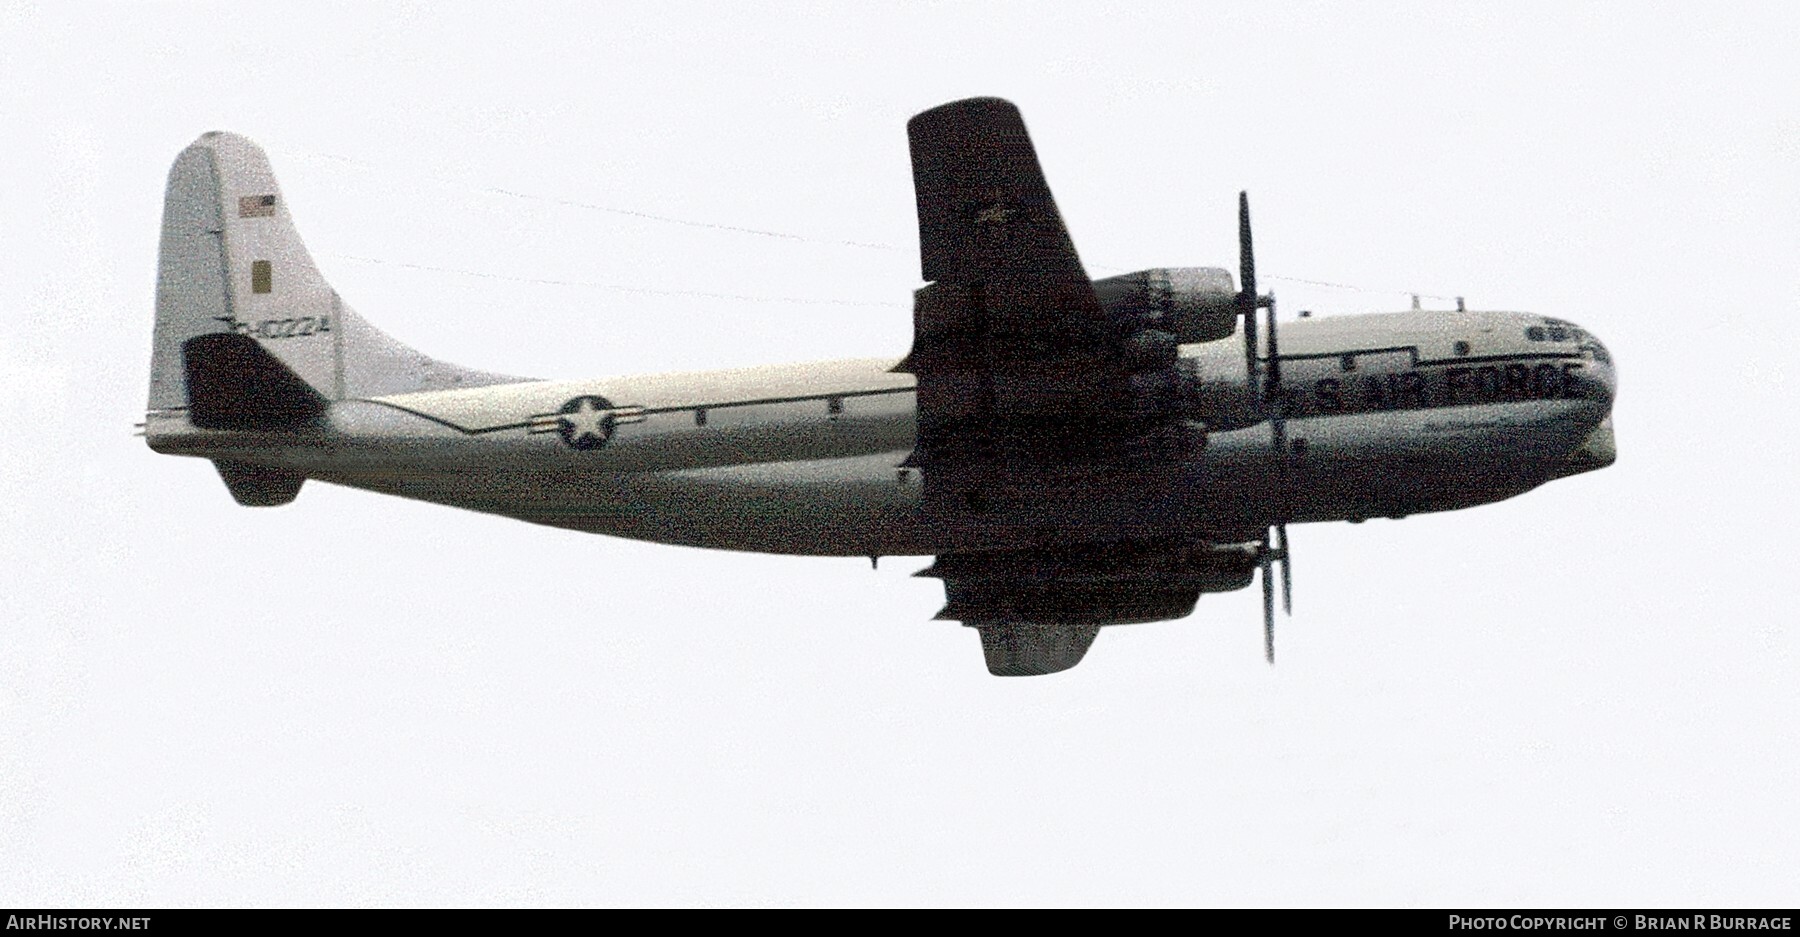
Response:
[1276, 523, 1292, 615]
[1239, 192, 1291, 665]
[1266, 294, 1288, 508]
[1261, 546, 1276, 664]
[1238, 191, 1257, 300]
[1238, 192, 1260, 412]
[1265, 294, 1282, 405]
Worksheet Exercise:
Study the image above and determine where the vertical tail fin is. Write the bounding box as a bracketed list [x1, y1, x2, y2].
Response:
[147, 131, 524, 415]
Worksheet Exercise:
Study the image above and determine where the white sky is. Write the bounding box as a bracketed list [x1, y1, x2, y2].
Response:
[2, 1, 1797, 907]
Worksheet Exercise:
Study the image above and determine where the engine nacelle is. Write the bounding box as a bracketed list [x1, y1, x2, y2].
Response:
[1093, 267, 1238, 345]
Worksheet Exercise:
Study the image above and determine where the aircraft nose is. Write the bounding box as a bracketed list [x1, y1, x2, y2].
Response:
[1551, 324, 1617, 478]
[1529, 317, 1615, 407]
[1574, 331, 1617, 408]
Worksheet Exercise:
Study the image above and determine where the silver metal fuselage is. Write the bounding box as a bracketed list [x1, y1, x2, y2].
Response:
[148, 309, 1616, 557]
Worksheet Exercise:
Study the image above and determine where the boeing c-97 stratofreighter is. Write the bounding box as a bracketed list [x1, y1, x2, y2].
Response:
[143, 98, 1617, 676]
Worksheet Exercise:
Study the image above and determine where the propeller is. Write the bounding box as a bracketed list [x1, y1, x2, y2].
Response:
[1237, 192, 1293, 663]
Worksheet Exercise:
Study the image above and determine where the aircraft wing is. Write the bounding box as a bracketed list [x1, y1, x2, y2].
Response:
[900, 98, 1200, 523]
[909, 97, 1096, 301]
[919, 541, 1257, 675]
[902, 99, 1219, 674]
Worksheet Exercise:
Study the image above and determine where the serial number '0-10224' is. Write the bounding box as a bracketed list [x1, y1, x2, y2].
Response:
[215, 315, 332, 340]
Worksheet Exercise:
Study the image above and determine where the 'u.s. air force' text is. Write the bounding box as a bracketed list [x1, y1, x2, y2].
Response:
[1313, 362, 1591, 412]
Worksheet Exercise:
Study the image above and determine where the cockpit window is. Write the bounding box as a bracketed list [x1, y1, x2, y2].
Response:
[1529, 322, 1609, 363]
[1526, 324, 1588, 343]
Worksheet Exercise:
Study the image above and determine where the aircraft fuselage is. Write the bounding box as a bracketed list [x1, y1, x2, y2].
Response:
[148, 308, 1617, 558]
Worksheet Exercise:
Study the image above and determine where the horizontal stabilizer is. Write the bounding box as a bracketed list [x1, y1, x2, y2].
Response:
[183, 333, 327, 431]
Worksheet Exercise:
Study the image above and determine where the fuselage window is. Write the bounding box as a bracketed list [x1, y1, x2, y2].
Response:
[1526, 326, 1546, 342]
[1453, 341, 1471, 356]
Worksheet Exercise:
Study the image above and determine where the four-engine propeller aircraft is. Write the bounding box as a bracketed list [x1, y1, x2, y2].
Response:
[144, 98, 1617, 675]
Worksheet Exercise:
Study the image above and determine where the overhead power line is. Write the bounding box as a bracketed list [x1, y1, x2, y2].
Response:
[325, 253, 907, 308]
[285, 146, 1465, 307]
[283, 148, 903, 252]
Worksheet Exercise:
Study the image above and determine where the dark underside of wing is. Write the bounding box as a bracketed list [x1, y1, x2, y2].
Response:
[901, 97, 1202, 523]
[918, 541, 1259, 675]
[900, 98, 1221, 675]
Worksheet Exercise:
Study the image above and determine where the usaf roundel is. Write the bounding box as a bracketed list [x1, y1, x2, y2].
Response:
[554, 395, 616, 450]
[528, 396, 647, 451]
